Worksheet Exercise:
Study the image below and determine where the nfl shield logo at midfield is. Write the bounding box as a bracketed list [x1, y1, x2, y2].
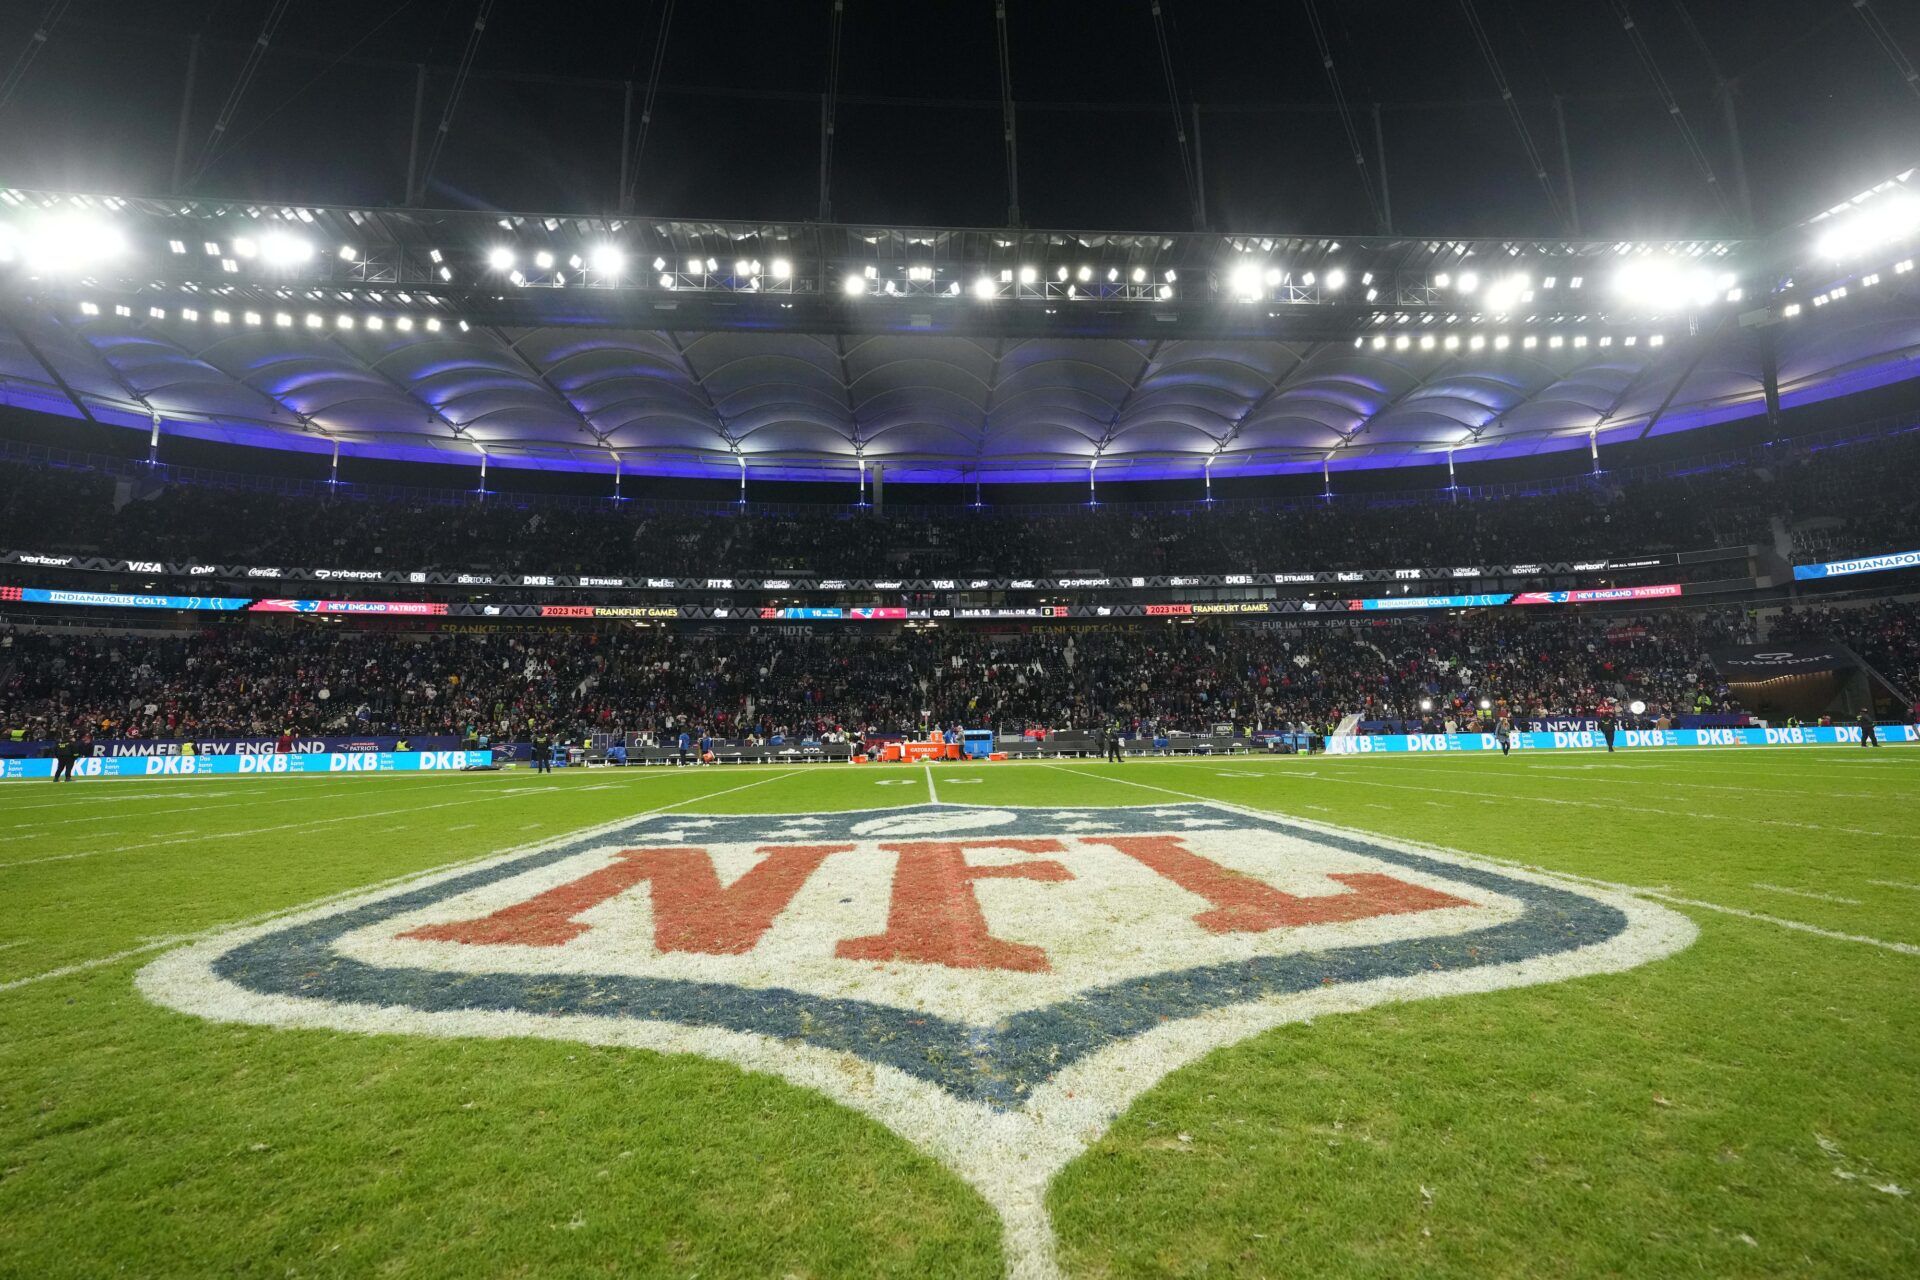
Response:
[141, 804, 1693, 1278]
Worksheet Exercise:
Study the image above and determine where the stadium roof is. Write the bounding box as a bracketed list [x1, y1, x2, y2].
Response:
[0, 179, 1916, 482]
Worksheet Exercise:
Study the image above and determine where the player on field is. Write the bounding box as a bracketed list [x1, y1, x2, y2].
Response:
[1598, 705, 1617, 753]
[1858, 706, 1879, 748]
[50, 730, 76, 782]
[1496, 712, 1514, 757]
[1106, 719, 1124, 763]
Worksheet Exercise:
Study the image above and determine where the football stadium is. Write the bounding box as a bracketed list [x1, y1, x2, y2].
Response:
[2, 2, 1919, 1276]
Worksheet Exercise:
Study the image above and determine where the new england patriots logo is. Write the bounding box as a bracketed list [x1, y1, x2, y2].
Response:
[141, 803, 1692, 1276]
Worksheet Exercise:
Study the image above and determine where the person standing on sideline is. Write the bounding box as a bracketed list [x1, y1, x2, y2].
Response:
[1106, 719, 1124, 763]
[1598, 705, 1618, 753]
[1496, 713, 1514, 757]
[677, 727, 692, 765]
[1858, 706, 1879, 748]
[531, 729, 551, 774]
[51, 730, 76, 782]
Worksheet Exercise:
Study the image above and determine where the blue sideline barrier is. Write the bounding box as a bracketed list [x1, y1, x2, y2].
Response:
[1327, 725, 1918, 754]
[1, 749, 495, 781]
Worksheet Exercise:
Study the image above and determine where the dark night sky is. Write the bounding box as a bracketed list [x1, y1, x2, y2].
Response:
[2, 0, 1917, 237]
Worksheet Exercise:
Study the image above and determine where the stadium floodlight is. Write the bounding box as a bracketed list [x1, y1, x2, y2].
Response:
[534, 250, 554, 270]
[734, 259, 750, 277]
[686, 257, 703, 274]
[1157, 284, 1173, 299]
[652, 256, 667, 271]
[590, 244, 625, 275]
[1612, 258, 1721, 311]
[1229, 260, 1264, 300]
[259, 232, 313, 266]
[16, 213, 127, 274]
[771, 258, 792, 280]
[658, 273, 675, 289]
[1264, 267, 1283, 287]
[305, 313, 323, 329]
[1456, 271, 1479, 294]
[425, 317, 441, 331]
[232, 236, 258, 258]
[1131, 267, 1146, 283]
[1483, 275, 1526, 313]
[1324, 268, 1346, 291]
[486, 247, 515, 271]
[1812, 194, 1920, 259]
[1076, 265, 1092, 283]
[1018, 265, 1038, 285]
[972, 276, 996, 300]
[843, 274, 867, 296]
[273, 312, 291, 327]
[212, 309, 230, 324]
[338, 245, 357, 262]
[1434, 272, 1452, 288]
[1056, 266, 1069, 282]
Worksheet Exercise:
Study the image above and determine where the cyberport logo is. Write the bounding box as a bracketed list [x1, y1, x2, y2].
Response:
[141, 804, 1691, 1273]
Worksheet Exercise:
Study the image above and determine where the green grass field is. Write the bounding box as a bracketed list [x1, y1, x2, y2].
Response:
[3, 748, 1917, 1278]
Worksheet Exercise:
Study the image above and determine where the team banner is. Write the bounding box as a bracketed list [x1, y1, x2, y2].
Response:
[1510, 584, 1682, 604]
[250, 598, 450, 615]
[1327, 725, 1916, 754]
[0, 749, 494, 781]
[1792, 548, 1920, 580]
[0, 586, 250, 610]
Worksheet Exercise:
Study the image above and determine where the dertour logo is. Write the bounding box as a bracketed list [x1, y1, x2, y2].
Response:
[140, 803, 1692, 1277]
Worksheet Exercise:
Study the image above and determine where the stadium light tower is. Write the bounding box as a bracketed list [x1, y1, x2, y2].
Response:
[486, 246, 515, 271]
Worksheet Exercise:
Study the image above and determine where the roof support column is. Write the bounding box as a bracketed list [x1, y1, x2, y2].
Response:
[1372, 103, 1393, 235]
[1191, 103, 1208, 230]
[405, 63, 427, 206]
[1717, 80, 1756, 232]
[1553, 93, 1580, 236]
[170, 35, 200, 195]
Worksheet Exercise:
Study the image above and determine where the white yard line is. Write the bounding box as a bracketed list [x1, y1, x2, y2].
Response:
[0, 770, 801, 995]
[1138, 756, 1917, 839]
[1040, 763, 1920, 960]
[1749, 882, 1863, 906]
[0, 767, 723, 872]
[1868, 880, 1920, 893]
[924, 764, 939, 805]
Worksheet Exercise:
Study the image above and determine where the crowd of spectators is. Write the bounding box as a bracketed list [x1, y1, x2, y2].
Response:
[1769, 599, 1920, 707]
[3, 426, 1913, 580]
[0, 609, 1757, 746]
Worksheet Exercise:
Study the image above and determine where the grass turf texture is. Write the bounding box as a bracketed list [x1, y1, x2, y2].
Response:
[0, 750, 1914, 1277]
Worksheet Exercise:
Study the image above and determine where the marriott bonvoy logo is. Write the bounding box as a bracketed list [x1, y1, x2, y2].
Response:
[141, 803, 1692, 1275]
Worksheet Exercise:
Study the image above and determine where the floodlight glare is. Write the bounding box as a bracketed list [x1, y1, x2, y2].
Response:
[972, 276, 996, 300]
[17, 214, 127, 274]
[843, 274, 867, 296]
[1018, 265, 1038, 285]
[590, 244, 625, 275]
[259, 232, 313, 267]
[1456, 271, 1479, 293]
[1612, 258, 1720, 311]
[770, 258, 792, 280]
[1813, 194, 1920, 259]
[534, 250, 554, 270]
[1324, 268, 1346, 291]
[1229, 260, 1264, 299]
[486, 246, 515, 271]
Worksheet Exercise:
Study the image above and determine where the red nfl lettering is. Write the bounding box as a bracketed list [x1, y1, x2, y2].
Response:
[1086, 834, 1472, 933]
[399, 844, 849, 952]
[835, 839, 1072, 973]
